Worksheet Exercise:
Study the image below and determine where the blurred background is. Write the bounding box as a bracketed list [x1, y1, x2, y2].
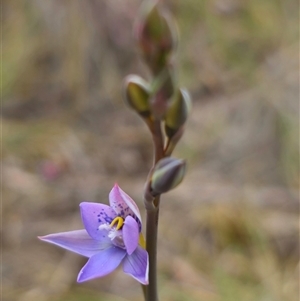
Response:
[3, 0, 299, 300]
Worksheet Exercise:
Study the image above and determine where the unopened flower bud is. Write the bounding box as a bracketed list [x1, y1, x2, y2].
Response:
[135, 1, 177, 74]
[164, 88, 191, 138]
[123, 75, 151, 117]
[151, 157, 186, 195]
[150, 66, 176, 118]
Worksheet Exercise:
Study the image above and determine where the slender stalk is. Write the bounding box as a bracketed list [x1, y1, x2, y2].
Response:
[145, 203, 160, 301]
[150, 119, 165, 164]
[144, 118, 164, 301]
[141, 282, 147, 300]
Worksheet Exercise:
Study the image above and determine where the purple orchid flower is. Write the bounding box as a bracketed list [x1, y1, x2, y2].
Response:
[39, 184, 149, 284]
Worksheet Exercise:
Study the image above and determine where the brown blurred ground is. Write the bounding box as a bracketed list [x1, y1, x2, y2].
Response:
[3, 0, 299, 301]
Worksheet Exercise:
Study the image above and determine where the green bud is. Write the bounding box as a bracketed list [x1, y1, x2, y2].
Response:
[150, 66, 176, 118]
[164, 88, 191, 138]
[135, 1, 177, 74]
[151, 157, 186, 195]
[123, 75, 151, 117]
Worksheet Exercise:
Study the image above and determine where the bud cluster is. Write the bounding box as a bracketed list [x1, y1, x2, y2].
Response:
[123, 0, 191, 197]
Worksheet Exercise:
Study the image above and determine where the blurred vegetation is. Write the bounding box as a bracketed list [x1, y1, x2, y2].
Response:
[3, 0, 299, 301]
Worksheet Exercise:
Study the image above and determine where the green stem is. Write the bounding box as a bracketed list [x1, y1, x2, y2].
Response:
[141, 283, 147, 300]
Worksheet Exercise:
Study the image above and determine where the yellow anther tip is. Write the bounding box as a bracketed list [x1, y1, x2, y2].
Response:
[139, 233, 146, 249]
[110, 216, 124, 230]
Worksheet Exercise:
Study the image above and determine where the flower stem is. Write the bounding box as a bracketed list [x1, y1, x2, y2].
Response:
[151, 120, 165, 165]
[145, 203, 160, 301]
[144, 118, 164, 301]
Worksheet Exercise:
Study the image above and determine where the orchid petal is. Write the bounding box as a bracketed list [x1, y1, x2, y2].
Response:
[80, 202, 117, 240]
[123, 246, 149, 285]
[109, 184, 142, 228]
[123, 216, 139, 255]
[38, 230, 110, 258]
[77, 246, 126, 282]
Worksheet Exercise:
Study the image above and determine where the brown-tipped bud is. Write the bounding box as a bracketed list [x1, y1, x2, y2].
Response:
[151, 157, 186, 195]
[123, 75, 151, 117]
[164, 88, 191, 138]
[135, 1, 177, 74]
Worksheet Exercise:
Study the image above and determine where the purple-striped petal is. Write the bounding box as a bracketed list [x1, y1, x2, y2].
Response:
[123, 246, 149, 284]
[38, 229, 110, 258]
[77, 246, 126, 282]
[123, 216, 139, 255]
[80, 202, 117, 240]
[109, 184, 142, 227]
